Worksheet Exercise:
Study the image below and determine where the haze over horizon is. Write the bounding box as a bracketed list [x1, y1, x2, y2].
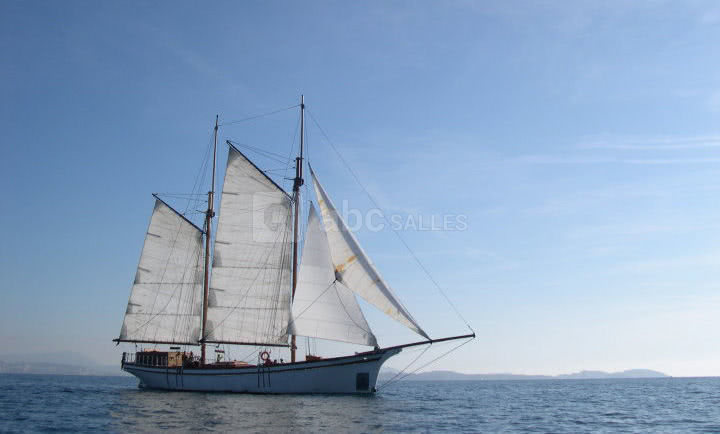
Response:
[3, 1, 720, 378]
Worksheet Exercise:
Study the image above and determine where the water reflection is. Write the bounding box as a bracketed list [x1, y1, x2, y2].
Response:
[5, 375, 720, 433]
[109, 381, 386, 432]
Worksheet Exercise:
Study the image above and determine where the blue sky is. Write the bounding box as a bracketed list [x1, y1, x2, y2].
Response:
[2, 1, 720, 376]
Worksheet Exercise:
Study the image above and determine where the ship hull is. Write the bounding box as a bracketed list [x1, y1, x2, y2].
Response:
[121, 348, 400, 394]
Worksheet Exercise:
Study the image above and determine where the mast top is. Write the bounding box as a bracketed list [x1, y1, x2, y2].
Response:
[293, 96, 305, 192]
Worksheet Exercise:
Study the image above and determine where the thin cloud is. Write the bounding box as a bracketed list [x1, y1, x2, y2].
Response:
[619, 251, 720, 274]
[624, 158, 720, 164]
[578, 135, 720, 150]
[516, 155, 720, 165]
[515, 155, 616, 164]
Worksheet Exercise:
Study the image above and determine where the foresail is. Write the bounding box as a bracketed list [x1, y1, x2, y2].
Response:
[119, 199, 204, 344]
[310, 168, 430, 340]
[289, 204, 377, 347]
[204, 145, 293, 346]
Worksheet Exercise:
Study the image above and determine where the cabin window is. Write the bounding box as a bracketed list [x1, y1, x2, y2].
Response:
[356, 373, 369, 391]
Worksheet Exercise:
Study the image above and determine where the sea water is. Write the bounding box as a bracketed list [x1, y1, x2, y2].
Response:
[0, 374, 718, 432]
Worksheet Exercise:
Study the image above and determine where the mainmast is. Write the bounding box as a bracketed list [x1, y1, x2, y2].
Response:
[291, 96, 305, 363]
[201, 115, 218, 365]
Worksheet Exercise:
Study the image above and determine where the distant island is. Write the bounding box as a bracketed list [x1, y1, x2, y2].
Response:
[0, 352, 668, 380]
[379, 368, 669, 381]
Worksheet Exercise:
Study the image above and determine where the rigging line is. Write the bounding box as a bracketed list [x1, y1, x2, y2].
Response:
[263, 168, 294, 173]
[270, 230, 292, 341]
[167, 233, 196, 344]
[136, 131, 214, 340]
[306, 109, 474, 334]
[238, 347, 260, 363]
[226, 141, 291, 165]
[219, 104, 300, 126]
[155, 193, 206, 197]
[136, 207, 196, 340]
[225, 141, 290, 161]
[256, 223, 290, 344]
[186, 132, 215, 211]
[206, 205, 293, 335]
[282, 280, 337, 336]
[151, 225, 202, 343]
[377, 337, 474, 391]
[207, 204, 287, 340]
[332, 284, 372, 336]
[170, 239, 203, 344]
[377, 344, 431, 390]
[150, 135, 212, 341]
[283, 110, 301, 191]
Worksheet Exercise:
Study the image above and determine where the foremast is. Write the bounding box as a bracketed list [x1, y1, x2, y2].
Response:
[291, 95, 305, 363]
[201, 115, 219, 365]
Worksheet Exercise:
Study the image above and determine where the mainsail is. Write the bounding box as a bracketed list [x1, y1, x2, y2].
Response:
[310, 168, 430, 340]
[203, 145, 293, 346]
[118, 198, 204, 345]
[289, 204, 377, 347]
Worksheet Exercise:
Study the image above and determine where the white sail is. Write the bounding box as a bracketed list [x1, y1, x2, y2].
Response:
[310, 168, 429, 339]
[289, 204, 377, 347]
[119, 199, 204, 344]
[204, 145, 293, 346]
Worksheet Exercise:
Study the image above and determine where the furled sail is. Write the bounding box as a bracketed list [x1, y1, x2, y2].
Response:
[310, 168, 430, 340]
[289, 204, 377, 347]
[118, 198, 204, 345]
[204, 145, 293, 346]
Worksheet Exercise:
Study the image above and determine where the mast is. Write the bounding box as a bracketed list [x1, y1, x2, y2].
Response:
[291, 95, 305, 363]
[201, 115, 219, 365]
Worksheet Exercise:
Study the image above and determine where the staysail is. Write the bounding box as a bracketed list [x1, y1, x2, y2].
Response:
[310, 168, 430, 339]
[118, 198, 204, 345]
[289, 204, 377, 347]
[203, 145, 293, 346]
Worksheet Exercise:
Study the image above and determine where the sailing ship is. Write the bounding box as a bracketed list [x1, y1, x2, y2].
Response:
[114, 98, 473, 393]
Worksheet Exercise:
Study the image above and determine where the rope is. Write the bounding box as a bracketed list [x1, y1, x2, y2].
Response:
[377, 337, 474, 391]
[306, 109, 474, 334]
[282, 111, 301, 193]
[282, 280, 337, 335]
[331, 284, 373, 337]
[377, 345, 430, 390]
[133, 131, 215, 341]
[204, 204, 293, 335]
[219, 104, 300, 126]
[226, 140, 291, 165]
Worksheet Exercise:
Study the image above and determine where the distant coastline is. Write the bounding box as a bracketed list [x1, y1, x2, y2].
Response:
[379, 368, 670, 381]
[0, 353, 121, 377]
[0, 354, 669, 380]
[0, 360, 122, 377]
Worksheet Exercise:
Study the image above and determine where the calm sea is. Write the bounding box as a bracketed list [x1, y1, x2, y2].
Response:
[0, 374, 718, 432]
